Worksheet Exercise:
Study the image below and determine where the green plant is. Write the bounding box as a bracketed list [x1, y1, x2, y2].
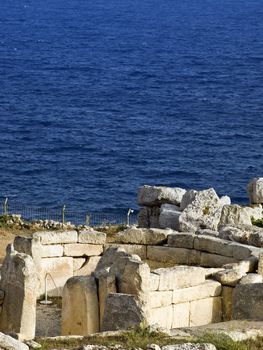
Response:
[251, 216, 263, 227]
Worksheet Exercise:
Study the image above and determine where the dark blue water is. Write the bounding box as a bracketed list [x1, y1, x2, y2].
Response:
[1, 0, 263, 213]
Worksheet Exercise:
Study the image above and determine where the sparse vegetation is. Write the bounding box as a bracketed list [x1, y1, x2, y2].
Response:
[251, 216, 263, 228]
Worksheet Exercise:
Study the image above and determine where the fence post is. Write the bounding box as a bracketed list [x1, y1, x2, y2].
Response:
[3, 197, 8, 215]
[62, 205, 66, 227]
[127, 208, 134, 227]
[85, 212, 91, 226]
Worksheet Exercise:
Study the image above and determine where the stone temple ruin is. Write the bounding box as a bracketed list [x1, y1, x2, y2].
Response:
[0, 178, 263, 340]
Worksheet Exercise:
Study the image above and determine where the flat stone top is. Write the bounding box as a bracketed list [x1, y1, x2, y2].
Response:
[33, 230, 78, 244]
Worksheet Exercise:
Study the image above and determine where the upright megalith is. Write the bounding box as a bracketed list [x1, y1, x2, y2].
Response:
[0, 245, 39, 340]
[247, 177, 263, 204]
[61, 276, 100, 336]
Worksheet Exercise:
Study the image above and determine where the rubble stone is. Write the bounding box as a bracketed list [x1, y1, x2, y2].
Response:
[138, 185, 186, 206]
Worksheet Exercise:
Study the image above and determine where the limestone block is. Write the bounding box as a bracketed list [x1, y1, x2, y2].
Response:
[104, 243, 146, 260]
[64, 243, 103, 257]
[117, 259, 150, 297]
[172, 302, 190, 328]
[94, 247, 128, 275]
[41, 244, 64, 258]
[154, 266, 207, 291]
[223, 256, 258, 274]
[163, 344, 216, 350]
[149, 273, 160, 291]
[259, 252, 263, 275]
[230, 243, 254, 260]
[98, 271, 116, 327]
[147, 246, 200, 266]
[200, 252, 237, 268]
[0, 332, 29, 350]
[219, 204, 262, 226]
[115, 227, 171, 245]
[0, 290, 4, 305]
[138, 185, 186, 206]
[159, 204, 181, 230]
[233, 283, 263, 320]
[78, 229, 106, 244]
[222, 286, 234, 321]
[247, 177, 263, 204]
[189, 297, 222, 326]
[239, 273, 262, 284]
[179, 188, 223, 232]
[61, 276, 99, 335]
[180, 190, 198, 211]
[13, 236, 42, 272]
[74, 256, 101, 276]
[33, 230, 78, 244]
[194, 235, 233, 257]
[149, 291, 173, 308]
[167, 233, 195, 249]
[73, 258, 86, 271]
[172, 280, 222, 304]
[213, 269, 245, 287]
[0, 251, 39, 340]
[147, 305, 173, 330]
[196, 228, 220, 237]
[40, 257, 73, 297]
[102, 293, 146, 331]
[219, 224, 263, 248]
[138, 206, 160, 228]
[220, 196, 231, 206]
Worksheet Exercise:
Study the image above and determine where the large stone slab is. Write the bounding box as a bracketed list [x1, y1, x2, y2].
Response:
[98, 270, 116, 327]
[138, 206, 160, 228]
[200, 252, 237, 268]
[259, 252, 263, 275]
[154, 266, 207, 291]
[0, 332, 29, 350]
[194, 235, 233, 257]
[74, 256, 101, 276]
[61, 276, 99, 335]
[219, 204, 262, 226]
[102, 293, 145, 331]
[138, 185, 186, 206]
[219, 225, 263, 248]
[78, 229, 106, 244]
[159, 204, 181, 230]
[33, 230, 78, 244]
[233, 283, 263, 320]
[212, 269, 245, 287]
[222, 286, 234, 321]
[149, 291, 173, 308]
[147, 246, 200, 265]
[172, 280, 222, 304]
[104, 243, 146, 260]
[0, 250, 39, 340]
[247, 177, 263, 204]
[167, 232, 195, 249]
[147, 305, 173, 330]
[64, 243, 103, 257]
[172, 302, 190, 328]
[115, 227, 171, 245]
[189, 297, 222, 326]
[40, 244, 64, 258]
[163, 344, 216, 350]
[13, 236, 42, 272]
[40, 257, 73, 296]
[179, 189, 224, 232]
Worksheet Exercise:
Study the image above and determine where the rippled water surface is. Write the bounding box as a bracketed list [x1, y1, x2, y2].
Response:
[1, 0, 263, 212]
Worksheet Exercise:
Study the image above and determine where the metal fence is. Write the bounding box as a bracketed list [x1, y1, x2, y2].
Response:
[0, 198, 138, 227]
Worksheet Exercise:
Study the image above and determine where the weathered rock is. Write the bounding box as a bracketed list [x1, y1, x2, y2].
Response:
[61, 276, 100, 335]
[138, 207, 160, 228]
[219, 224, 263, 248]
[159, 204, 181, 230]
[189, 297, 222, 326]
[172, 302, 190, 328]
[149, 273, 160, 291]
[195, 229, 220, 237]
[104, 243, 146, 260]
[94, 247, 127, 275]
[40, 257, 73, 297]
[148, 305, 173, 330]
[179, 188, 224, 232]
[102, 293, 145, 331]
[223, 256, 258, 274]
[74, 257, 101, 276]
[78, 229, 106, 244]
[0, 250, 39, 340]
[258, 252, 263, 275]
[138, 185, 186, 206]
[64, 244, 103, 257]
[0, 332, 29, 350]
[149, 291, 173, 308]
[239, 273, 262, 284]
[98, 270, 117, 327]
[147, 246, 201, 266]
[115, 227, 171, 245]
[73, 258, 86, 271]
[233, 283, 263, 320]
[40, 244, 64, 257]
[0, 290, 4, 305]
[219, 205, 262, 226]
[180, 190, 198, 211]
[200, 252, 237, 268]
[162, 343, 216, 350]
[222, 286, 234, 321]
[33, 230, 78, 244]
[167, 232, 195, 249]
[172, 280, 221, 304]
[247, 177, 263, 204]
[13, 236, 42, 272]
[154, 266, 207, 291]
[194, 235, 233, 257]
[212, 269, 245, 286]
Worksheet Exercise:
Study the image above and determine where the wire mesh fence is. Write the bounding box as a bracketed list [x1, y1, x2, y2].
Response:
[0, 198, 138, 227]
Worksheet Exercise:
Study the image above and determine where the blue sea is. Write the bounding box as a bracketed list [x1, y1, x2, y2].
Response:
[1, 0, 263, 215]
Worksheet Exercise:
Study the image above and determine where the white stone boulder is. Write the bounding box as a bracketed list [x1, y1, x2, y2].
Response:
[162, 344, 216, 350]
[0, 332, 29, 350]
[247, 177, 263, 204]
[219, 204, 262, 226]
[212, 269, 245, 287]
[239, 274, 262, 284]
[159, 204, 181, 230]
[179, 188, 224, 232]
[61, 276, 99, 335]
[115, 226, 171, 245]
[138, 185, 186, 207]
[78, 229, 106, 244]
[180, 190, 198, 211]
[33, 230, 78, 244]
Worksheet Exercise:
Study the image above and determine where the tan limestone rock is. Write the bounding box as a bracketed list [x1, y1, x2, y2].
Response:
[212, 269, 245, 287]
[189, 297, 222, 326]
[200, 252, 237, 268]
[172, 302, 190, 328]
[239, 273, 262, 284]
[74, 257, 101, 276]
[0, 332, 29, 350]
[73, 258, 86, 271]
[61, 276, 99, 335]
[64, 243, 103, 257]
[78, 229, 106, 244]
[138, 185, 186, 206]
[147, 305, 173, 330]
[194, 235, 233, 257]
[167, 232, 195, 249]
[233, 283, 263, 320]
[258, 252, 263, 275]
[148, 291, 173, 308]
[222, 286, 234, 321]
[98, 270, 117, 327]
[40, 244, 64, 257]
[104, 243, 146, 260]
[147, 246, 200, 265]
[33, 230, 78, 244]
[115, 227, 171, 245]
